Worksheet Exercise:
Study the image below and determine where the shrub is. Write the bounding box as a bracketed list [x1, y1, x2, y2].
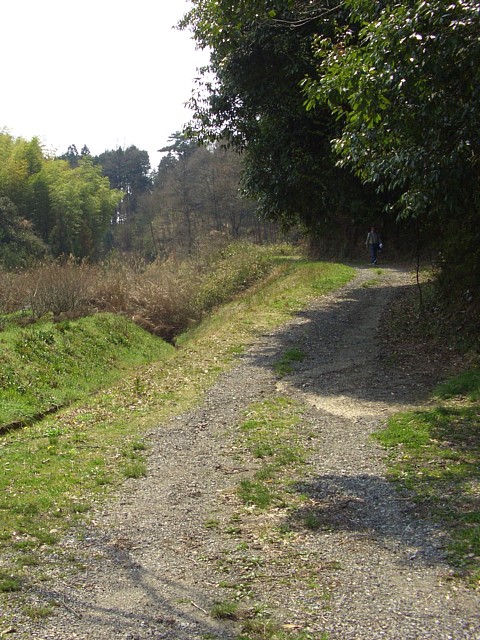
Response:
[92, 254, 146, 313]
[0, 242, 280, 339]
[0, 270, 28, 314]
[126, 256, 202, 339]
[25, 258, 98, 319]
[195, 242, 272, 313]
[94, 244, 275, 340]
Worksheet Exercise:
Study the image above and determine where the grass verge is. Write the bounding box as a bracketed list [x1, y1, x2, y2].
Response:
[205, 393, 333, 640]
[374, 367, 480, 586]
[237, 397, 306, 509]
[0, 313, 174, 429]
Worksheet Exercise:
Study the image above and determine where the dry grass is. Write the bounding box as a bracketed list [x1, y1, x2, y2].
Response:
[0, 258, 99, 320]
[0, 243, 282, 340]
[125, 258, 202, 339]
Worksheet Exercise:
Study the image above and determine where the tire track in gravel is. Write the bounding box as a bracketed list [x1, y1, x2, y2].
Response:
[26, 265, 479, 640]
[271, 267, 480, 639]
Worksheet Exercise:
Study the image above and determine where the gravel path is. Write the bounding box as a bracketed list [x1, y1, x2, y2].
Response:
[25, 266, 479, 639]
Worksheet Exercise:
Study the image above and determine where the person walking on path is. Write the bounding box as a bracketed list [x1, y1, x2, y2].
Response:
[366, 225, 382, 264]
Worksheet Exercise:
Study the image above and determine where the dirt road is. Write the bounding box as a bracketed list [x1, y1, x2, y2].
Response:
[25, 266, 480, 639]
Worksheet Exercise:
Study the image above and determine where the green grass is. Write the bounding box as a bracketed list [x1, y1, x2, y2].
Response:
[435, 368, 480, 401]
[221, 392, 332, 637]
[123, 460, 147, 479]
[302, 512, 325, 531]
[211, 599, 240, 620]
[0, 313, 174, 428]
[238, 619, 322, 640]
[22, 604, 54, 620]
[273, 348, 306, 377]
[361, 278, 380, 288]
[0, 571, 21, 593]
[0, 250, 354, 608]
[374, 367, 480, 585]
[238, 479, 277, 509]
[237, 397, 306, 509]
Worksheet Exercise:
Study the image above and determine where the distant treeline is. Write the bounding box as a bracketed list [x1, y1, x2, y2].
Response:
[0, 130, 278, 269]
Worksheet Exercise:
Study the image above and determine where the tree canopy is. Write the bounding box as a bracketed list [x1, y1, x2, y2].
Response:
[0, 130, 273, 266]
[182, 0, 480, 296]
[0, 131, 123, 265]
[181, 0, 379, 254]
[113, 136, 274, 259]
[304, 0, 480, 293]
[0, 196, 46, 268]
[94, 146, 152, 222]
[305, 1, 479, 209]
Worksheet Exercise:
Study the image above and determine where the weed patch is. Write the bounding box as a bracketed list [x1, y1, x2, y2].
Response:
[273, 348, 306, 378]
[22, 604, 54, 620]
[237, 397, 305, 509]
[238, 618, 321, 639]
[212, 395, 333, 636]
[123, 460, 147, 479]
[374, 368, 480, 585]
[211, 599, 240, 620]
[238, 480, 277, 510]
[0, 572, 21, 593]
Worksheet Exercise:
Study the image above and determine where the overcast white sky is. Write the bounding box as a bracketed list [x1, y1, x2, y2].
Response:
[1, 0, 209, 168]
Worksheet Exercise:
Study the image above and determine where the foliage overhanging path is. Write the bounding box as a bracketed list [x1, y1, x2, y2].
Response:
[25, 266, 479, 640]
